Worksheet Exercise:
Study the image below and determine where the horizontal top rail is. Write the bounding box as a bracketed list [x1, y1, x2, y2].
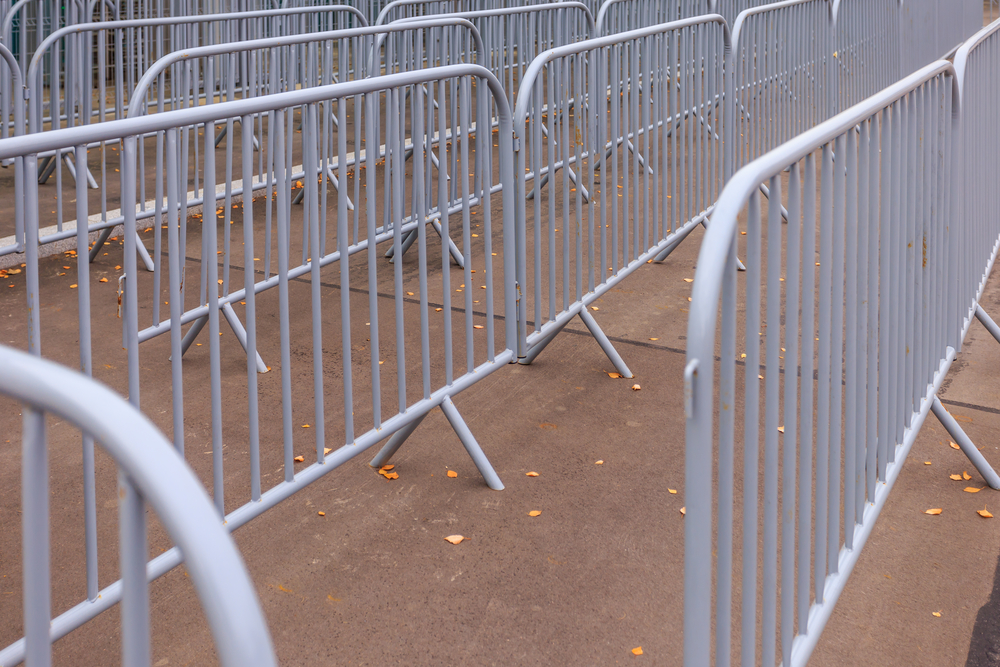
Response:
[512, 13, 731, 133]
[0, 63, 511, 157]
[367, 17, 485, 72]
[830, 0, 900, 22]
[730, 0, 832, 45]
[0, 344, 277, 667]
[126, 19, 496, 118]
[390, 1, 595, 30]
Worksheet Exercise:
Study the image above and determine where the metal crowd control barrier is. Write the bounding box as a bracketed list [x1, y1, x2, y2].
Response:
[0, 63, 517, 654]
[0, 344, 277, 667]
[833, 0, 902, 110]
[375, 0, 558, 26]
[513, 15, 730, 375]
[595, 0, 710, 35]
[684, 54, 1000, 667]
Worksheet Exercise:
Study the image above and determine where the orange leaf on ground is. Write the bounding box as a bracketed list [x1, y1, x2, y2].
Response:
[380, 464, 394, 471]
[668, 489, 677, 494]
[978, 507, 993, 518]
[293, 456, 305, 463]
[526, 471, 539, 477]
[649, 337, 659, 341]
[607, 372, 622, 379]
[317, 511, 325, 517]
[447, 470, 458, 478]
[381, 471, 399, 480]
[950, 442, 961, 450]
[302, 424, 310, 428]
[474, 325, 484, 329]
[950, 474, 963, 481]
[777, 426, 785, 433]
[963, 471, 972, 480]
[965, 487, 983, 493]
[679, 507, 686, 515]
[924, 508, 943, 515]
[924, 461, 932, 465]
[528, 510, 541, 517]
[632, 647, 643, 655]
[932, 611, 942, 617]
[99, 277, 108, 283]
[595, 461, 604, 465]
[444, 535, 465, 545]
[631, 384, 641, 391]
[324, 448, 332, 455]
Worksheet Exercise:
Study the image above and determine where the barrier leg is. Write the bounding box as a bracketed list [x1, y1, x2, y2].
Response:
[653, 223, 699, 262]
[440, 396, 504, 491]
[221, 303, 268, 373]
[518, 318, 570, 365]
[975, 305, 1000, 346]
[930, 396, 1000, 490]
[578, 308, 633, 379]
[368, 413, 427, 468]
[759, 182, 789, 222]
[174, 314, 209, 359]
[89, 228, 154, 272]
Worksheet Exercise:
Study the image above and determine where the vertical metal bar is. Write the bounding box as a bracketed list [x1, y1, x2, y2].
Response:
[242, 114, 262, 500]
[22, 406, 51, 667]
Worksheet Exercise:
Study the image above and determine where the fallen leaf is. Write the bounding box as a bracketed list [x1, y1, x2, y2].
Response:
[317, 511, 325, 516]
[963, 471, 972, 480]
[668, 488, 677, 494]
[924, 461, 932, 465]
[526, 471, 539, 477]
[595, 461, 604, 465]
[683, 278, 694, 283]
[444, 535, 465, 545]
[965, 487, 983, 493]
[978, 507, 993, 518]
[679, 507, 686, 515]
[380, 464, 395, 471]
[324, 448, 332, 455]
[70, 284, 78, 289]
[591, 306, 599, 311]
[294, 456, 305, 463]
[932, 611, 941, 617]
[950, 474, 963, 481]
[950, 442, 961, 450]
[435, 307, 443, 312]
[302, 424, 310, 428]
[381, 471, 399, 480]
[474, 325, 484, 329]
[407, 291, 414, 296]
[924, 508, 942, 515]
[99, 277, 108, 283]
[631, 384, 641, 391]
[632, 647, 643, 656]
[447, 470, 458, 478]
[777, 426, 785, 433]
[63, 266, 70, 270]
[528, 510, 542, 517]
[649, 337, 659, 341]
[607, 372, 622, 379]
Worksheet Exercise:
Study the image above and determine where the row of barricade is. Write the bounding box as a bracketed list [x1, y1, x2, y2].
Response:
[684, 17, 1000, 667]
[0, 0, 938, 665]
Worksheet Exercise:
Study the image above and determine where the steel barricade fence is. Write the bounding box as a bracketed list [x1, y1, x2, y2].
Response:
[375, 0, 558, 26]
[833, 0, 902, 111]
[0, 41, 24, 257]
[595, 0, 711, 36]
[0, 344, 277, 667]
[0, 63, 518, 655]
[730, 0, 834, 174]
[683, 57, 1000, 667]
[711, 0, 786, 25]
[0, 7, 370, 259]
[512, 15, 730, 374]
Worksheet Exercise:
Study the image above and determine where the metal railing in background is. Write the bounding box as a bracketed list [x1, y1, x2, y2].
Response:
[374, 0, 557, 26]
[595, 0, 710, 35]
[833, 0, 902, 111]
[684, 51, 1000, 667]
[0, 63, 518, 659]
[513, 15, 731, 375]
[0, 344, 276, 667]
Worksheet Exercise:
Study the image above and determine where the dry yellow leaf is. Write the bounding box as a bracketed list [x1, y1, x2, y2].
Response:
[631, 384, 641, 391]
[924, 461, 932, 465]
[317, 511, 325, 516]
[324, 447, 332, 455]
[595, 461, 604, 465]
[950, 442, 961, 450]
[302, 424, 311, 428]
[99, 277, 108, 283]
[528, 510, 542, 517]
[965, 487, 983, 493]
[406, 292, 414, 296]
[380, 464, 395, 471]
[447, 470, 458, 478]
[381, 471, 399, 480]
[632, 647, 643, 656]
[683, 278, 694, 283]
[978, 507, 993, 518]
[591, 306, 599, 311]
[444, 535, 465, 544]
[474, 325, 484, 329]
[924, 508, 943, 515]
[70, 284, 78, 289]
[668, 489, 677, 494]
[608, 372, 622, 379]
[679, 507, 686, 515]
[294, 456, 305, 463]
[435, 307, 443, 312]
[777, 426, 785, 434]
[932, 611, 942, 617]
[649, 337, 659, 341]
[526, 471, 540, 477]
[949, 474, 963, 481]
[963, 471, 972, 480]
